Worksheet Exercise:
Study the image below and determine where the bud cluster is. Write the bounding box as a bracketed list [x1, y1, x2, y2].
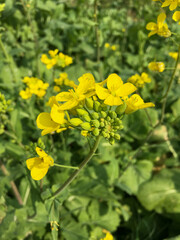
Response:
[0, 92, 13, 135]
[69, 97, 126, 144]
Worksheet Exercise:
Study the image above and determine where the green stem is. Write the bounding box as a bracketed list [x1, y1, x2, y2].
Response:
[54, 163, 79, 170]
[160, 44, 180, 123]
[49, 135, 101, 199]
[0, 37, 17, 83]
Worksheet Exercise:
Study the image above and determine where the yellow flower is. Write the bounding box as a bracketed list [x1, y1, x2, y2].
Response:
[162, 0, 180, 11]
[169, 52, 178, 60]
[105, 43, 110, 48]
[0, 3, 5, 12]
[96, 73, 137, 106]
[19, 88, 32, 99]
[26, 147, 54, 180]
[146, 12, 171, 38]
[111, 45, 117, 51]
[54, 86, 61, 92]
[56, 73, 96, 110]
[100, 230, 113, 240]
[127, 73, 151, 88]
[148, 61, 165, 72]
[172, 11, 180, 24]
[125, 94, 155, 114]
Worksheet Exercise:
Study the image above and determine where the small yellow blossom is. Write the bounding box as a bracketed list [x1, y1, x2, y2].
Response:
[172, 11, 180, 24]
[100, 230, 113, 240]
[122, 28, 126, 32]
[81, 130, 89, 137]
[56, 73, 96, 110]
[50, 221, 59, 231]
[105, 43, 110, 48]
[169, 52, 178, 60]
[162, 0, 180, 11]
[19, 88, 32, 99]
[111, 45, 117, 51]
[96, 73, 137, 106]
[26, 147, 54, 180]
[127, 72, 151, 88]
[54, 72, 76, 88]
[125, 94, 155, 114]
[54, 86, 61, 92]
[146, 12, 171, 38]
[0, 3, 5, 12]
[148, 61, 165, 72]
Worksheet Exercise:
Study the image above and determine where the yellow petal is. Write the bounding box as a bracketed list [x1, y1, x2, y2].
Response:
[173, 11, 180, 22]
[148, 30, 157, 37]
[116, 83, 137, 97]
[26, 157, 41, 170]
[157, 12, 166, 26]
[169, 2, 177, 11]
[56, 127, 67, 133]
[36, 112, 59, 129]
[107, 74, 123, 92]
[162, 0, 171, 8]
[76, 73, 95, 95]
[36, 147, 47, 158]
[50, 105, 65, 124]
[56, 92, 72, 102]
[96, 84, 109, 100]
[58, 99, 79, 110]
[138, 102, 155, 110]
[104, 95, 123, 106]
[31, 166, 49, 180]
[146, 22, 157, 30]
[41, 128, 58, 136]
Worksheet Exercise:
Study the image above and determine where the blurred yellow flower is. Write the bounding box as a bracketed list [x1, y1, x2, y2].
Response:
[172, 11, 180, 24]
[169, 52, 178, 60]
[54, 72, 76, 88]
[19, 88, 32, 99]
[96, 73, 137, 106]
[162, 0, 180, 11]
[100, 230, 113, 240]
[111, 45, 117, 51]
[127, 72, 151, 88]
[26, 147, 54, 180]
[146, 12, 171, 38]
[148, 61, 165, 72]
[0, 3, 5, 12]
[105, 43, 110, 48]
[54, 86, 61, 92]
[125, 94, 155, 114]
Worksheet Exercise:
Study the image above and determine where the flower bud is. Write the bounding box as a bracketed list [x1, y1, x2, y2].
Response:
[82, 114, 91, 122]
[91, 112, 99, 119]
[100, 111, 107, 118]
[115, 102, 127, 115]
[91, 119, 100, 128]
[93, 128, 100, 136]
[93, 101, 101, 112]
[81, 122, 91, 130]
[109, 111, 117, 119]
[106, 116, 111, 122]
[69, 118, 83, 126]
[85, 98, 93, 110]
[100, 122, 105, 127]
[109, 138, 115, 145]
[102, 131, 108, 138]
[114, 134, 121, 140]
[76, 109, 88, 116]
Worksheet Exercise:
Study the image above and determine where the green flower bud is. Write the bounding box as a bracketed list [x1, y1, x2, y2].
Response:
[110, 132, 115, 137]
[85, 98, 93, 110]
[106, 133, 110, 139]
[91, 112, 99, 119]
[119, 125, 124, 130]
[83, 114, 91, 122]
[81, 122, 91, 130]
[100, 111, 107, 118]
[114, 134, 121, 140]
[101, 104, 108, 111]
[69, 118, 83, 126]
[100, 122, 105, 127]
[109, 138, 115, 145]
[76, 109, 88, 116]
[91, 120, 100, 128]
[109, 111, 117, 119]
[93, 101, 101, 112]
[106, 116, 111, 122]
[115, 102, 127, 115]
[102, 131, 108, 138]
[114, 118, 122, 125]
[93, 128, 100, 136]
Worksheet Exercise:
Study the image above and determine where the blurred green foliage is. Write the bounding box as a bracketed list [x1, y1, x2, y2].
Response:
[0, 0, 180, 239]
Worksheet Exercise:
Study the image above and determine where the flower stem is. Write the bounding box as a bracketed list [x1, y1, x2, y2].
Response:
[53, 163, 79, 170]
[160, 44, 180, 123]
[49, 135, 101, 199]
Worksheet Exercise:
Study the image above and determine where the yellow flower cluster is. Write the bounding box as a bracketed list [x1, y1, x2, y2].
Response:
[0, 3, 5, 12]
[148, 61, 165, 72]
[19, 77, 49, 99]
[169, 52, 178, 60]
[54, 72, 76, 92]
[153, 0, 180, 11]
[41, 49, 73, 69]
[127, 72, 151, 88]
[104, 43, 117, 51]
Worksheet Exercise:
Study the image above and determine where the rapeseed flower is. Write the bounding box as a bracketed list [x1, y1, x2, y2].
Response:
[96, 73, 137, 106]
[105, 43, 110, 48]
[169, 52, 178, 60]
[148, 61, 165, 72]
[0, 3, 5, 12]
[26, 147, 54, 180]
[162, 0, 180, 11]
[56, 73, 96, 110]
[146, 12, 171, 37]
[172, 11, 180, 24]
[125, 94, 155, 114]
[54, 72, 76, 88]
[127, 72, 151, 88]
[100, 230, 113, 240]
